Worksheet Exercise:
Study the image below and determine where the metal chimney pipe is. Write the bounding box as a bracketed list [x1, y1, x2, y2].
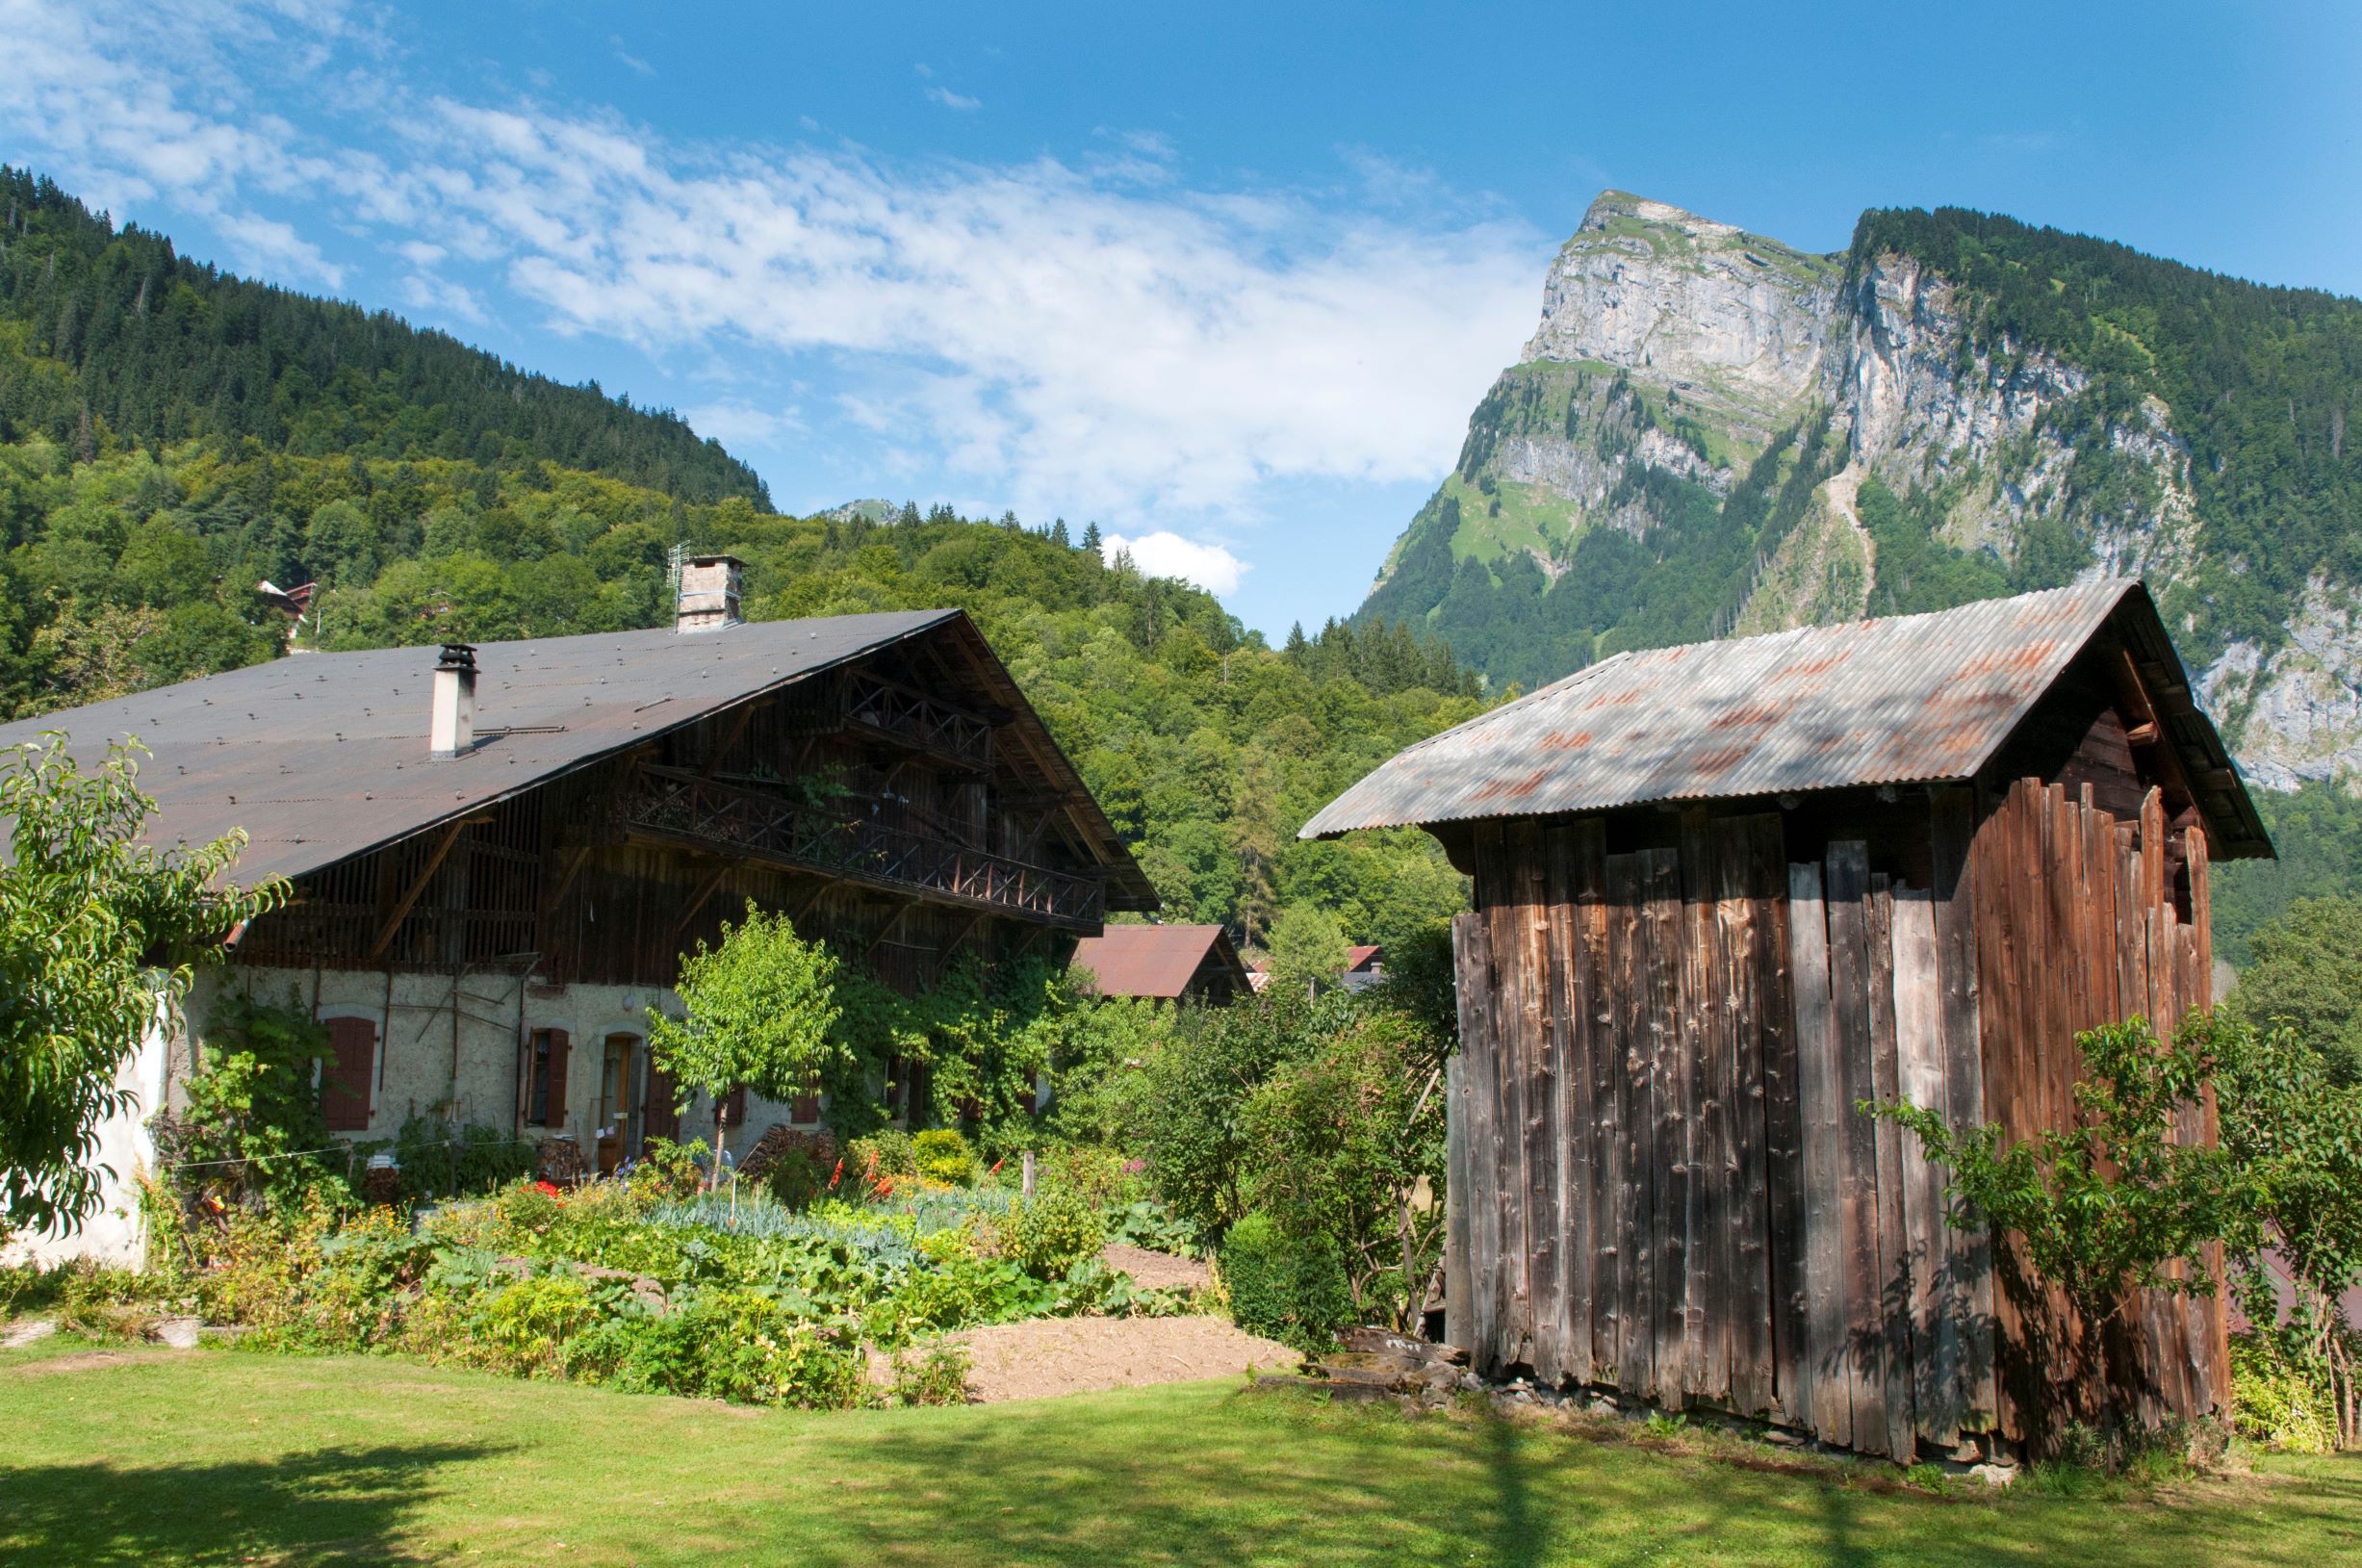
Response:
[430, 643, 477, 758]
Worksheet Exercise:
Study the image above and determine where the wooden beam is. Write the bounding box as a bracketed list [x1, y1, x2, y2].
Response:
[669, 861, 733, 951]
[542, 844, 594, 917]
[787, 879, 831, 928]
[864, 905, 912, 961]
[701, 701, 759, 780]
[369, 820, 471, 960]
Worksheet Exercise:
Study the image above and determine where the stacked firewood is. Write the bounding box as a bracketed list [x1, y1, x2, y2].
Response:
[533, 1136, 588, 1187]
[733, 1124, 838, 1183]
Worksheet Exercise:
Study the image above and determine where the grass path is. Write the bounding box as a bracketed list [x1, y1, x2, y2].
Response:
[3, 1340, 2359, 1566]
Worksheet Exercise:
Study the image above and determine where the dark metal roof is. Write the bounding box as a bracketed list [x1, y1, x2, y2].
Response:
[0, 610, 1158, 907]
[1069, 923, 1248, 998]
[1301, 580, 2272, 858]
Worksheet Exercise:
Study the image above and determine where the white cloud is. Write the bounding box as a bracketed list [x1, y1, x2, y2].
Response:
[1103, 530, 1246, 595]
[218, 211, 343, 287]
[0, 0, 1548, 553]
[684, 399, 803, 447]
[924, 86, 981, 111]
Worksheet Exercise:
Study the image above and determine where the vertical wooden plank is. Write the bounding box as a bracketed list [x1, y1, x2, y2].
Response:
[1788, 858, 1849, 1448]
[2185, 826, 2229, 1417]
[1445, 1052, 1472, 1355]
[1505, 819, 1561, 1382]
[1891, 883, 1956, 1446]
[1545, 828, 1587, 1386]
[1451, 911, 1500, 1371]
[1679, 812, 1728, 1402]
[1641, 847, 1688, 1405]
[1715, 816, 1775, 1417]
[1825, 841, 1889, 1459]
[1581, 837, 1622, 1384]
[1607, 852, 1654, 1401]
[1755, 819, 1809, 1429]
[1867, 874, 1917, 1461]
[1929, 786, 1992, 1435]
[1476, 823, 1535, 1371]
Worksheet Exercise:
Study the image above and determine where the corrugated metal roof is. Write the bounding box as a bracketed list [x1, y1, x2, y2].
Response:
[0, 610, 1157, 906]
[1300, 580, 2271, 857]
[1069, 924, 1244, 998]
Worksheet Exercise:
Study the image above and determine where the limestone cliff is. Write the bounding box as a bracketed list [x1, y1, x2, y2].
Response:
[1362, 192, 2362, 791]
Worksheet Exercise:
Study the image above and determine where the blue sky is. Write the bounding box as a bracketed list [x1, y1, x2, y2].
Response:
[6, 0, 2358, 639]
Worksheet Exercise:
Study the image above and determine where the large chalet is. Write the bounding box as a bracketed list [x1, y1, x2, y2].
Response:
[4, 558, 1153, 1261]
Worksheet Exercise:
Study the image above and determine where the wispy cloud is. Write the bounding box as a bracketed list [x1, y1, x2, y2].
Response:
[924, 85, 982, 112]
[610, 36, 655, 77]
[0, 0, 1546, 539]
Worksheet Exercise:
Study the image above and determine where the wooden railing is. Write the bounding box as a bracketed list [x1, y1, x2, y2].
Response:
[619, 765, 1102, 928]
[770, 670, 997, 771]
[843, 670, 996, 771]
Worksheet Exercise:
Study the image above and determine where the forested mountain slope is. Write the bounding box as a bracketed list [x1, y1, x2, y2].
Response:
[0, 170, 1479, 956]
[1360, 193, 2362, 956]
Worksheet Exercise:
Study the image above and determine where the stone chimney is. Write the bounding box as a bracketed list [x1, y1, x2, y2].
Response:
[675, 554, 744, 634]
[430, 643, 477, 758]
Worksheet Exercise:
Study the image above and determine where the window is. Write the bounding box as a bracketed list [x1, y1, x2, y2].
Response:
[526, 1028, 570, 1128]
[321, 1016, 375, 1132]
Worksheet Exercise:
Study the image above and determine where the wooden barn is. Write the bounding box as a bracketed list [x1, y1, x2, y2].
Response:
[4, 564, 1153, 1261]
[1300, 580, 2272, 1461]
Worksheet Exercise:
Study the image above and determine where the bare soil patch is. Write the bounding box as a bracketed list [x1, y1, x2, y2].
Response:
[1100, 1244, 1211, 1294]
[5, 1350, 148, 1375]
[940, 1314, 1299, 1403]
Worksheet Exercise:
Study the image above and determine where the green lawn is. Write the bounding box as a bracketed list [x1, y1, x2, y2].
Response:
[3, 1341, 2358, 1567]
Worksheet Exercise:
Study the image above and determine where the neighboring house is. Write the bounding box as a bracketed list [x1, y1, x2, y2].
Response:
[1339, 944, 1384, 991]
[1302, 580, 2270, 1463]
[5, 558, 1153, 1263]
[1068, 923, 1252, 1006]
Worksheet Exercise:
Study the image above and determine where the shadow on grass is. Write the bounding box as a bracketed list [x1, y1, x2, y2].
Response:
[0, 1441, 503, 1567]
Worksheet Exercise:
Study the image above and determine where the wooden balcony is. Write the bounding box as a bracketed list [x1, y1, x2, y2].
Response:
[771, 669, 997, 772]
[618, 765, 1104, 929]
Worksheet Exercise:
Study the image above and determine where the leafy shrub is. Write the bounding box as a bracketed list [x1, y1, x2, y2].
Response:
[473, 1273, 602, 1377]
[886, 1340, 973, 1405]
[846, 1131, 917, 1183]
[0, 1257, 170, 1340]
[912, 1128, 977, 1186]
[1105, 1198, 1194, 1255]
[2233, 1336, 2341, 1454]
[575, 1288, 865, 1406]
[497, 1182, 565, 1235]
[364, 1118, 533, 1203]
[630, 1139, 710, 1198]
[1220, 1210, 1351, 1353]
[995, 1190, 1105, 1281]
[764, 1144, 832, 1210]
[150, 989, 340, 1212]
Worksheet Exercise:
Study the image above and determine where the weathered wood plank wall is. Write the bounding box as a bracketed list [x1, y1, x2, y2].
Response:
[1966, 777, 2222, 1446]
[1448, 778, 2225, 1460]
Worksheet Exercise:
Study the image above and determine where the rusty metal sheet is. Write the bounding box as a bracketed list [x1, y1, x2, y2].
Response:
[1068, 923, 1242, 998]
[1300, 580, 2268, 857]
[0, 610, 1157, 899]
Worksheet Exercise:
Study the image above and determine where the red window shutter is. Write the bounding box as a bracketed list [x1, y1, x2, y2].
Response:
[720, 1085, 746, 1127]
[543, 1029, 571, 1128]
[790, 1091, 821, 1124]
[321, 1017, 375, 1131]
[644, 1065, 680, 1142]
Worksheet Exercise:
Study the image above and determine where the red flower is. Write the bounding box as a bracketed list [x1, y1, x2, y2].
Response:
[533, 1180, 563, 1197]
